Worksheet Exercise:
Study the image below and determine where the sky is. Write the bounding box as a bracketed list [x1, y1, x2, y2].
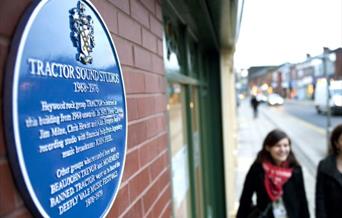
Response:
[234, 0, 342, 70]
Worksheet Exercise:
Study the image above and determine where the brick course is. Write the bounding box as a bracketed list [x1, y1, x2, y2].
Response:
[139, 134, 164, 167]
[108, 184, 130, 217]
[131, 0, 150, 28]
[150, 15, 163, 39]
[134, 45, 153, 71]
[122, 199, 144, 218]
[128, 121, 147, 149]
[114, 36, 134, 66]
[149, 152, 168, 180]
[108, 0, 130, 15]
[157, 39, 164, 57]
[152, 53, 164, 74]
[160, 202, 172, 218]
[155, 3, 162, 21]
[127, 97, 140, 121]
[142, 169, 170, 213]
[141, 0, 155, 14]
[122, 149, 140, 182]
[92, 0, 118, 34]
[123, 68, 146, 94]
[118, 12, 142, 44]
[145, 184, 172, 218]
[128, 167, 150, 202]
[142, 28, 157, 53]
[0, 161, 17, 217]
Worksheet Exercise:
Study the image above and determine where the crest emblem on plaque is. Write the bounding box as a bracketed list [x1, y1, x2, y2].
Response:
[70, 1, 95, 64]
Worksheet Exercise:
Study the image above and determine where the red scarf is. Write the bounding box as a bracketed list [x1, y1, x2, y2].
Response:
[262, 161, 293, 201]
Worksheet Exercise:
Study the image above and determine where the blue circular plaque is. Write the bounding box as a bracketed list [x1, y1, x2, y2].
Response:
[4, 0, 127, 217]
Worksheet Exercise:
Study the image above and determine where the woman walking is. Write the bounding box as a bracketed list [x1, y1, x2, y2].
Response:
[316, 124, 342, 218]
[237, 129, 310, 218]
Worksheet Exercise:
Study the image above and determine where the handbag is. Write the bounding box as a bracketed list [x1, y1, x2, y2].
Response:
[247, 203, 272, 218]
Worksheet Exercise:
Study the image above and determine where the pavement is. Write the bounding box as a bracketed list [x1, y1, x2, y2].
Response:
[233, 99, 326, 217]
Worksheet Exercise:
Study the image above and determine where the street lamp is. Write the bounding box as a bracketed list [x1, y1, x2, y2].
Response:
[322, 47, 331, 153]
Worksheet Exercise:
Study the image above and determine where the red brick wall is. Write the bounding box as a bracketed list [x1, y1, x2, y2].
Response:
[0, 0, 172, 217]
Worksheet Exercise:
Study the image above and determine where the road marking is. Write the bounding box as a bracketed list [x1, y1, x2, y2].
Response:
[288, 114, 325, 135]
[268, 107, 326, 135]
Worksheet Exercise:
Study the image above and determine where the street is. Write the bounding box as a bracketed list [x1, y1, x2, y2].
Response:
[234, 98, 342, 217]
[282, 100, 342, 129]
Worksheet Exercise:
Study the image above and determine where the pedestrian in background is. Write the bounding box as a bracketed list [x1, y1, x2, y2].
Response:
[250, 95, 259, 118]
[237, 129, 310, 218]
[315, 124, 342, 218]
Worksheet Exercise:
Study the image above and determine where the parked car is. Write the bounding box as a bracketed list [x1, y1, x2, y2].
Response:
[267, 93, 284, 106]
[314, 79, 342, 114]
[256, 93, 268, 103]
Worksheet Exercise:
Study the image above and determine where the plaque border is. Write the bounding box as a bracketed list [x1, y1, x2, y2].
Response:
[3, 0, 128, 217]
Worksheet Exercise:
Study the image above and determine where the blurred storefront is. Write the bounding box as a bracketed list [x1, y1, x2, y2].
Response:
[162, 1, 242, 217]
[247, 48, 342, 101]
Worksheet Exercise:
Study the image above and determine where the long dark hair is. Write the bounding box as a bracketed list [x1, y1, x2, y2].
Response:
[255, 129, 300, 167]
[329, 124, 342, 156]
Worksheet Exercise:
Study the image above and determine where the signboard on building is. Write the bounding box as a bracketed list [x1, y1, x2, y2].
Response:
[4, 0, 127, 217]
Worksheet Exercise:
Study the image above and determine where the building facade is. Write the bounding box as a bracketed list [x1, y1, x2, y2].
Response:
[248, 48, 342, 101]
[0, 0, 241, 217]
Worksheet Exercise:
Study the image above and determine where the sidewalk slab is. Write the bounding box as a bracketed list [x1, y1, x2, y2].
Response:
[234, 101, 276, 213]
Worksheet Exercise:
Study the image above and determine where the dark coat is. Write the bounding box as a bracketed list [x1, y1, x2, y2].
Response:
[316, 155, 342, 218]
[250, 96, 259, 110]
[237, 162, 310, 218]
